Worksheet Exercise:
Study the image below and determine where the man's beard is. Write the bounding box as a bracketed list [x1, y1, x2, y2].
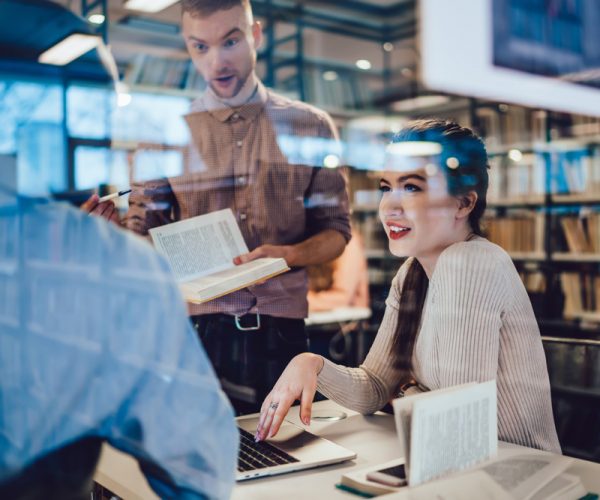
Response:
[211, 71, 249, 99]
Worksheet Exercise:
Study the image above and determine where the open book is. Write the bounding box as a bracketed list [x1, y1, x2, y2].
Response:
[392, 380, 498, 487]
[343, 381, 583, 499]
[379, 450, 581, 500]
[339, 452, 583, 499]
[149, 209, 289, 304]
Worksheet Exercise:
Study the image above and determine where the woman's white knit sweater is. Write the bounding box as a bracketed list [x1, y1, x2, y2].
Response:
[316, 238, 561, 453]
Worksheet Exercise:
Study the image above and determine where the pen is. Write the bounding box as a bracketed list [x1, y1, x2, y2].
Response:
[98, 189, 132, 203]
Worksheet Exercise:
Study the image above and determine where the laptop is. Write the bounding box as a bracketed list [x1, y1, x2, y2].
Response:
[236, 415, 357, 481]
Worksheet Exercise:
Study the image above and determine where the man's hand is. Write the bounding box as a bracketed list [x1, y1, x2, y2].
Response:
[234, 244, 294, 266]
[81, 194, 121, 226]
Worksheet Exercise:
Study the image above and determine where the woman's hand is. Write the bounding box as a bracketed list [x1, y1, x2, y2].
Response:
[255, 353, 324, 441]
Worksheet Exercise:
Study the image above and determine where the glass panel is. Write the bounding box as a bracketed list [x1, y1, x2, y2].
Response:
[112, 92, 190, 146]
[74, 146, 128, 191]
[0, 78, 64, 194]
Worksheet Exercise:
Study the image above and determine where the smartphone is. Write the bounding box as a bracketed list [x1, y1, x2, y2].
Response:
[366, 464, 407, 487]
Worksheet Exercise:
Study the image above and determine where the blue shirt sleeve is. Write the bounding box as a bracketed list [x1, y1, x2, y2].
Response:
[0, 195, 238, 499]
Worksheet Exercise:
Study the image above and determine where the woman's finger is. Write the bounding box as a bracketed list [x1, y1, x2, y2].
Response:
[257, 399, 281, 441]
[299, 385, 316, 426]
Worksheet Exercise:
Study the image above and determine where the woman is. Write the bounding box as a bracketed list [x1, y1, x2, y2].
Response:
[255, 119, 560, 453]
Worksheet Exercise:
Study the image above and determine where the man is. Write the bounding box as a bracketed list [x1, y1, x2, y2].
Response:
[1, 187, 237, 499]
[84, 0, 351, 414]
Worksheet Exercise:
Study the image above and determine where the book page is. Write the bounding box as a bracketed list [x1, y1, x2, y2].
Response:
[149, 209, 248, 282]
[392, 382, 478, 478]
[481, 451, 573, 500]
[383, 470, 512, 500]
[179, 257, 289, 304]
[408, 380, 497, 486]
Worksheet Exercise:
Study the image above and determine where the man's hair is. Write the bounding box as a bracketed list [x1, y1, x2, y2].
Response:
[181, 0, 251, 17]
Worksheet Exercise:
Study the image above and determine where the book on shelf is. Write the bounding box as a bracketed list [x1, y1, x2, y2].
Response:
[547, 146, 600, 196]
[559, 211, 600, 254]
[560, 271, 600, 320]
[124, 53, 206, 93]
[560, 216, 592, 253]
[149, 209, 289, 304]
[519, 270, 546, 294]
[486, 212, 544, 254]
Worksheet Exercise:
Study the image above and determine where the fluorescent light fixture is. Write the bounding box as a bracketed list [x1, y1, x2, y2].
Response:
[124, 0, 180, 12]
[323, 70, 338, 81]
[39, 33, 101, 66]
[386, 141, 442, 157]
[392, 94, 451, 112]
[355, 59, 372, 70]
[88, 14, 105, 24]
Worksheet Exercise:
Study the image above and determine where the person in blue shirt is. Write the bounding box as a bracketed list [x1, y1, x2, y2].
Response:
[0, 186, 238, 500]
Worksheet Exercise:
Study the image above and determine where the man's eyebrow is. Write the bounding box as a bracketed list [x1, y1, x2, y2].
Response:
[221, 28, 242, 39]
[186, 28, 242, 44]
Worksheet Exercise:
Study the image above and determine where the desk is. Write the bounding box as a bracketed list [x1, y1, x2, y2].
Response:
[94, 400, 600, 499]
[305, 307, 372, 326]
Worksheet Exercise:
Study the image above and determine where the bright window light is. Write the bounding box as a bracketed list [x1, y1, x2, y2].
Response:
[39, 34, 101, 66]
[88, 14, 105, 24]
[355, 59, 372, 70]
[124, 0, 180, 12]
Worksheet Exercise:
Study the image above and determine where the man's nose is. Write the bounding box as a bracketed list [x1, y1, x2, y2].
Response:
[208, 48, 225, 72]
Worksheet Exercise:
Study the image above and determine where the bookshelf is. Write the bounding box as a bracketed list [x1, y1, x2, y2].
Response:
[476, 104, 600, 333]
[123, 54, 206, 97]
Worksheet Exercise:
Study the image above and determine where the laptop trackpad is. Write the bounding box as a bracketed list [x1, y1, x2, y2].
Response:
[238, 418, 321, 452]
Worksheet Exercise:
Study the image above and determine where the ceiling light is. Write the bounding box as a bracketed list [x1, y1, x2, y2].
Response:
[323, 154, 340, 168]
[124, 0, 180, 12]
[383, 42, 394, 52]
[323, 71, 338, 81]
[508, 149, 523, 162]
[392, 95, 451, 112]
[39, 33, 101, 66]
[446, 157, 460, 169]
[88, 14, 105, 24]
[386, 141, 442, 157]
[355, 59, 372, 70]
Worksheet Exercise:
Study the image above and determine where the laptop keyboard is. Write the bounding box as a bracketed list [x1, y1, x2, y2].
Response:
[238, 428, 300, 472]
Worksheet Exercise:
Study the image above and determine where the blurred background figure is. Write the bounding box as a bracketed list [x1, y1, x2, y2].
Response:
[307, 227, 369, 313]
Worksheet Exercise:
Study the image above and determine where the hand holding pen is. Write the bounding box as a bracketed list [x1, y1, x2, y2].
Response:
[81, 189, 131, 226]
